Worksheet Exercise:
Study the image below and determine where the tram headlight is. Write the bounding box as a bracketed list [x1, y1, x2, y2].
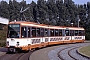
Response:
[6, 41, 9, 46]
[16, 42, 19, 46]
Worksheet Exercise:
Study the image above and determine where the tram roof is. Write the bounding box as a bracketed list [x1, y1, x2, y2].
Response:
[9, 21, 84, 30]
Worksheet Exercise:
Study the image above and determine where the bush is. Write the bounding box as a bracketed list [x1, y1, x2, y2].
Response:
[0, 40, 6, 47]
[0, 25, 7, 47]
[85, 32, 90, 40]
[85, 28, 90, 40]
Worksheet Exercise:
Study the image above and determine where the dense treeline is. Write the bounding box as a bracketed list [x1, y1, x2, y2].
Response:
[0, 0, 90, 40]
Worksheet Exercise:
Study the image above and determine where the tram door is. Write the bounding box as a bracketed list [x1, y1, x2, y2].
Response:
[21, 27, 27, 38]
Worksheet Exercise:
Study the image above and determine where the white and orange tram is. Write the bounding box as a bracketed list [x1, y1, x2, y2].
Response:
[6, 21, 85, 52]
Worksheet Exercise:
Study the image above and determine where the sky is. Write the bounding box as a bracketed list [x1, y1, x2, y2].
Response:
[0, 0, 90, 4]
[73, 0, 90, 4]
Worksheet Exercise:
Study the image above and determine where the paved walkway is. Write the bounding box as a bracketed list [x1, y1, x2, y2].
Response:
[0, 52, 6, 56]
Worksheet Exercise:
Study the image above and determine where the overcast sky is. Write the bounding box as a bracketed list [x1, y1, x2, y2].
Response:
[0, 0, 90, 4]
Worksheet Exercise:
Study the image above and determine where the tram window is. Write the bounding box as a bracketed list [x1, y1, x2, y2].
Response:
[8, 24, 20, 31]
[21, 27, 27, 38]
[79, 30, 81, 36]
[44, 29, 48, 37]
[59, 30, 62, 36]
[70, 30, 74, 36]
[28, 27, 30, 37]
[79, 30, 84, 36]
[36, 28, 40, 37]
[55, 29, 59, 36]
[75, 30, 78, 36]
[32, 27, 36, 37]
[82, 30, 85, 36]
[50, 29, 54, 36]
[8, 31, 20, 38]
[41, 28, 44, 37]
[65, 30, 69, 36]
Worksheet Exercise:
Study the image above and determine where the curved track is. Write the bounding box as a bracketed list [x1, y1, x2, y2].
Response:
[58, 46, 90, 60]
[68, 47, 90, 60]
[0, 51, 32, 60]
[58, 46, 74, 60]
[54, 43, 90, 60]
[68, 47, 80, 60]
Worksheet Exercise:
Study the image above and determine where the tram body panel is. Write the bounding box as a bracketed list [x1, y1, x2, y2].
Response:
[6, 38, 31, 47]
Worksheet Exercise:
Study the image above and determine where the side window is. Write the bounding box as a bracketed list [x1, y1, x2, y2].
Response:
[21, 27, 27, 38]
[28, 27, 31, 37]
[75, 30, 78, 36]
[70, 30, 74, 36]
[41, 28, 44, 37]
[65, 30, 69, 36]
[50, 29, 54, 36]
[32, 27, 36, 37]
[79, 30, 84, 36]
[82, 30, 85, 36]
[59, 29, 62, 36]
[36, 28, 40, 37]
[55, 29, 59, 36]
[44, 29, 48, 37]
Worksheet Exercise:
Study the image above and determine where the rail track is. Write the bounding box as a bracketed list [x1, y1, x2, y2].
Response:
[57, 46, 80, 60]
[57, 46, 74, 60]
[48, 42, 90, 60]
[57, 44, 90, 60]
[68, 47, 79, 60]
[68, 47, 90, 60]
[0, 51, 33, 60]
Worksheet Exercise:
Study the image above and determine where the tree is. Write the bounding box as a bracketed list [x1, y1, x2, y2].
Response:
[9, 0, 15, 21]
[0, 0, 90, 40]
[0, 1, 9, 18]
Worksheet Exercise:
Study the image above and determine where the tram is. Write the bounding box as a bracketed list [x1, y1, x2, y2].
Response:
[6, 21, 85, 52]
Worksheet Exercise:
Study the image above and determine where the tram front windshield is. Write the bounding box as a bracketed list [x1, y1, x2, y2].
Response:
[7, 24, 20, 38]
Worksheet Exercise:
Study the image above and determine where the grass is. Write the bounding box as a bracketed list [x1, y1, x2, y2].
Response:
[79, 45, 90, 57]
